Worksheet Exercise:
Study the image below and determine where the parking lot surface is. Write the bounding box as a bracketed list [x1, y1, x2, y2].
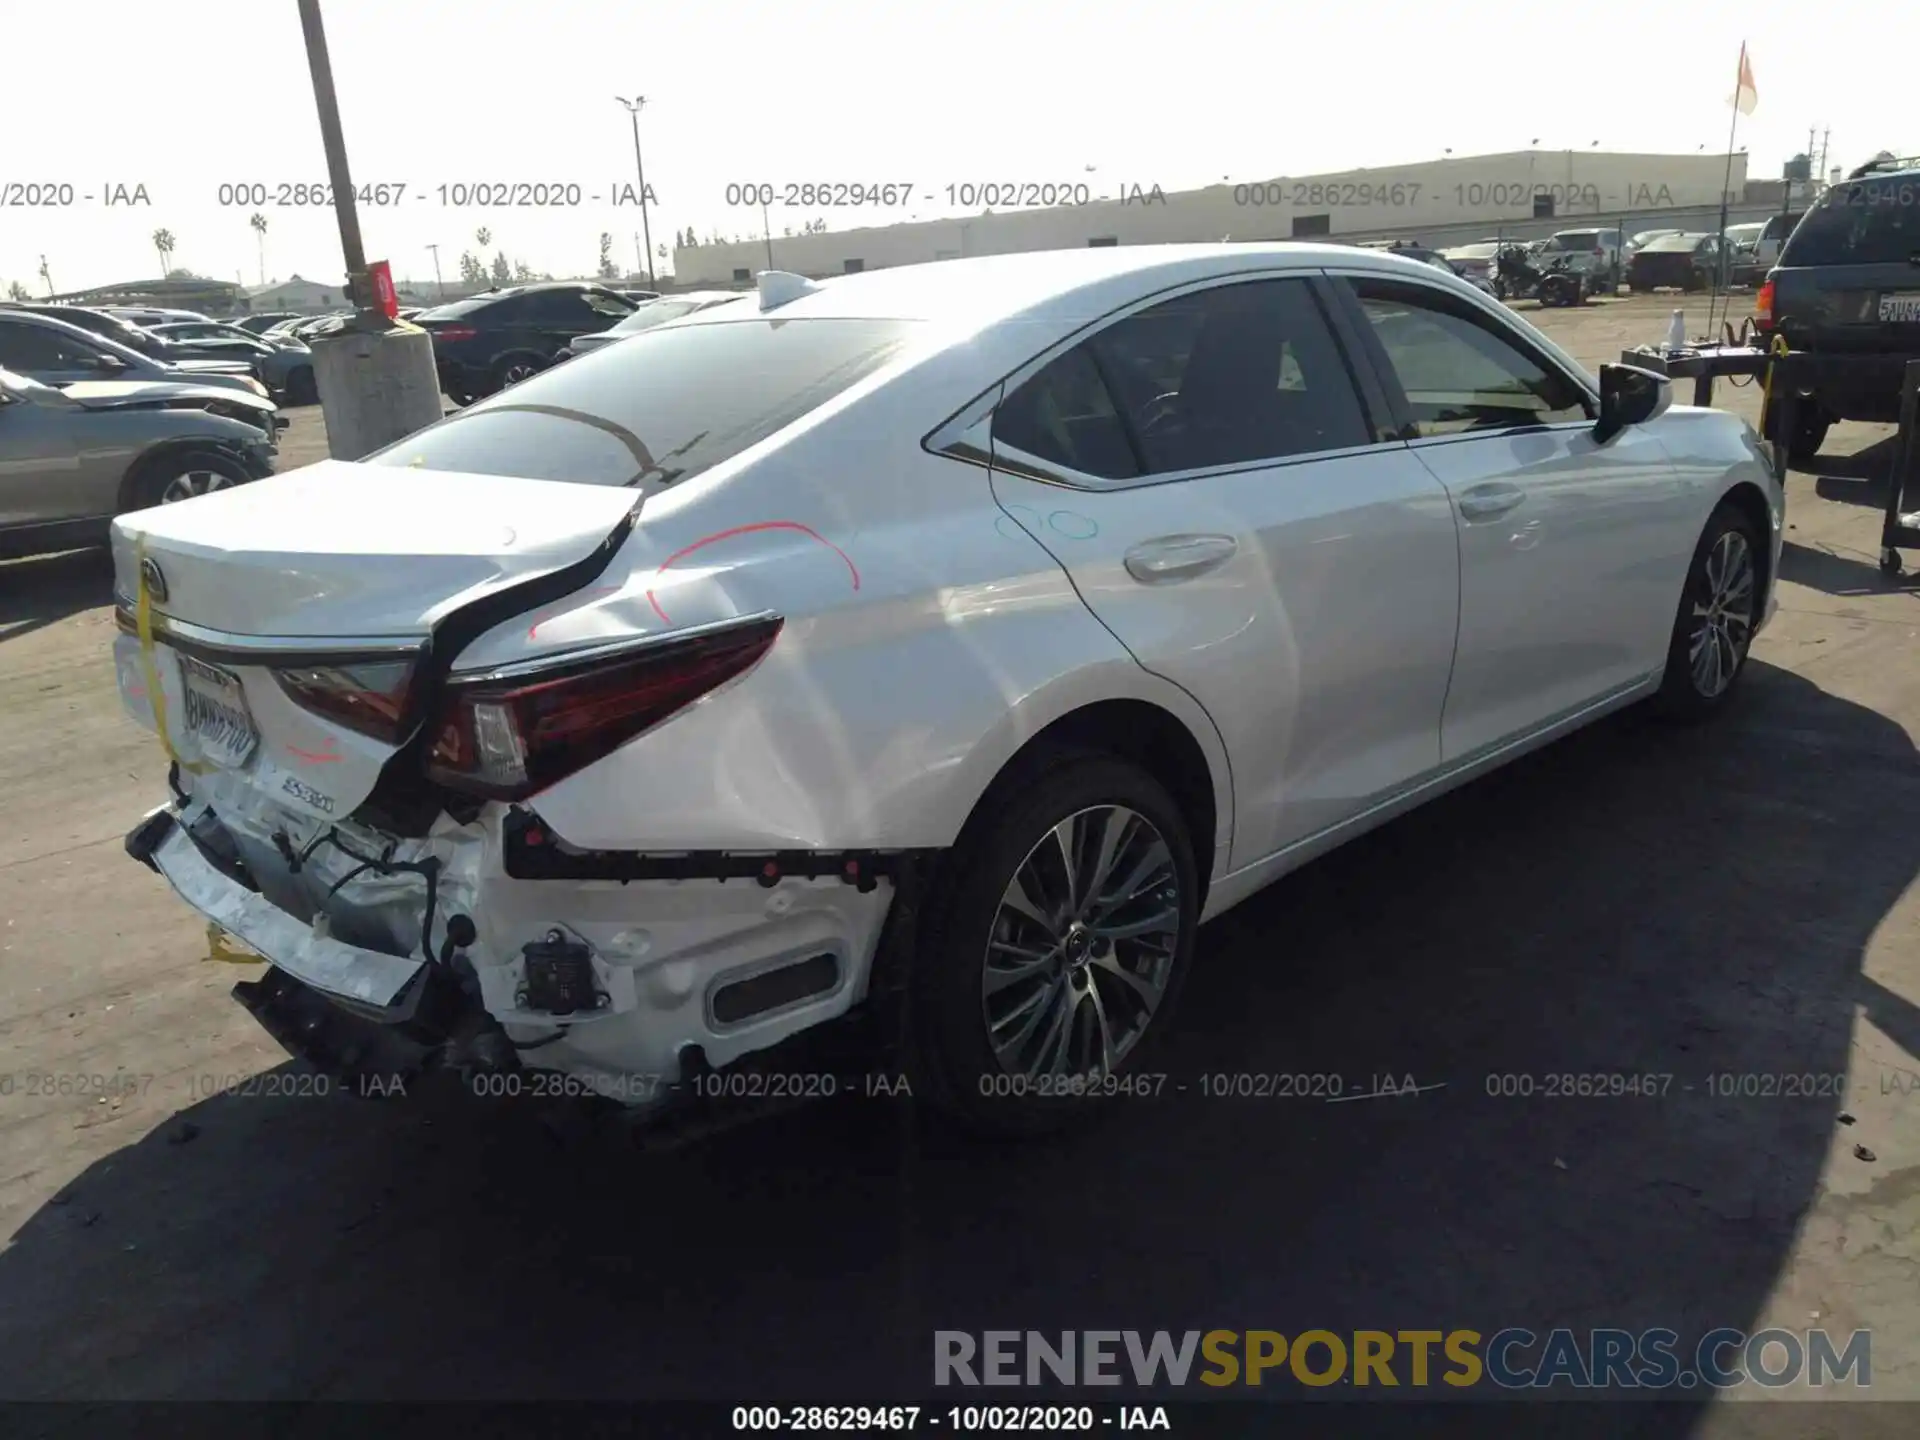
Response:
[1, 294, 1917, 1422]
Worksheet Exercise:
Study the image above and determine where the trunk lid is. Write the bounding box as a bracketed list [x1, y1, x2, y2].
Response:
[111, 461, 640, 825]
[110, 459, 639, 636]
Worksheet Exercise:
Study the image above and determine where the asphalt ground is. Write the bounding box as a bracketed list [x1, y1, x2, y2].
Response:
[0, 292, 1916, 1429]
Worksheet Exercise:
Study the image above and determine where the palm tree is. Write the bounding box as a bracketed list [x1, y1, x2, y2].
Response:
[249, 213, 268, 286]
[152, 228, 176, 278]
[474, 227, 491, 251]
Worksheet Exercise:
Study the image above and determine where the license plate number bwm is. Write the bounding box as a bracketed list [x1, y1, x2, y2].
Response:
[1878, 293, 1920, 323]
[179, 657, 258, 767]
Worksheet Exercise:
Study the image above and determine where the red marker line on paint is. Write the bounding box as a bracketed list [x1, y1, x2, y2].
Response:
[645, 520, 859, 625]
[286, 740, 343, 764]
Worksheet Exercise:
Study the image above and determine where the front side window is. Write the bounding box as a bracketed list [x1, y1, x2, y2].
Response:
[0, 321, 102, 370]
[368, 318, 920, 487]
[1350, 280, 1590, 437]
[995, 278, 1373, 481]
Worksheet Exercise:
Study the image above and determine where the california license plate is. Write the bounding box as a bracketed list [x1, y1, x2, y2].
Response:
[178, 656, 258, 768]
[1877, 292, 1920, 323]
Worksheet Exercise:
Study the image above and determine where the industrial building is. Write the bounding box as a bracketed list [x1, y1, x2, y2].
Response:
[669, 148, 1766, 285]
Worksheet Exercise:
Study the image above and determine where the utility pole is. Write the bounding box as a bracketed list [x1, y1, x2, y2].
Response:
[296, 0, 443, 455]
[38, 255, 53, 298]
[615, 95, 657, 288]
[634, 232, 644, 278]
[762, 197, 774, 269]
[426, 242, 444, 299]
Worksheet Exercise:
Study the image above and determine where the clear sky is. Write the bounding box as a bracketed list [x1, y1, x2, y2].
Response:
[0, 0, 1898, 297]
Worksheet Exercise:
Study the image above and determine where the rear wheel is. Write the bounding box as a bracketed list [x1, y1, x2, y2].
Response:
[903, 751, 1199, 1138]
[127, 449, 251, 511]
[1653, 503, 1763, 721]
[493, 354, 544, 392]
[1763, 397, 1830, 464]
[287, 367, 318, 405]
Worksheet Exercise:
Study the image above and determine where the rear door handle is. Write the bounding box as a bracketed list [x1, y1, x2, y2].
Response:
[1457, 484, 1526, 521]
[1123, 534, 1238, 584]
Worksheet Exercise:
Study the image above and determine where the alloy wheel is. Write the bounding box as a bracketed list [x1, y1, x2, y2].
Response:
[1689, 530, 1754, 698]
[981, 804, 1182, 1081]
[503, 361, 536, 385]
[159, 469, 235, 504]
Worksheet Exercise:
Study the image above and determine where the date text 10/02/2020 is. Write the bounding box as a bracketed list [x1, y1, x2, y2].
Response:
[212, 182, 659, 208]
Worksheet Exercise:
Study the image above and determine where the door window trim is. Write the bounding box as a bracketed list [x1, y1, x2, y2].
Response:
[1321, 268, 1599, 450]
[924, 268, 1406, 493]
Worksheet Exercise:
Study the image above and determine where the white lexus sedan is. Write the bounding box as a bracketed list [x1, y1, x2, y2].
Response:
[112, 244, 1781, 1137]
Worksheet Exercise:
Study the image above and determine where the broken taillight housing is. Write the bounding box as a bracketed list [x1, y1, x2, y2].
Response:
[272, 660, 421, 744]
[425, 614, 784, 802]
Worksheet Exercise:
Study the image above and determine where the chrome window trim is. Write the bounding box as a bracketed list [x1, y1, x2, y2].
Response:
[928, 266, 1413, 492]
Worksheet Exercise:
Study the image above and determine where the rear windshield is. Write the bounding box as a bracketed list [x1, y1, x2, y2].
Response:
[1781, 180, 1920, 266]
[367, 317, 921, 487]
[1543, 232, 1602, 251]
[1642, 236, 1702, 253]
[608, 298, 706, 334]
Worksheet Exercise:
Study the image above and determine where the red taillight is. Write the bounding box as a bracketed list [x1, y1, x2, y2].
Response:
[1593, 247, 1605, 257]
[425, 615, 783, 801]
[425, 324, 476, 343]
[1754, 279, 1775, 328]
[273, 660, 421, 744]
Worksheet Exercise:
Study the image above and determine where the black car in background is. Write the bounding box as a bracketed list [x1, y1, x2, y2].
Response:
[1626, 233, 1724, 293]
[413, 283, 635, 403]
[1760, 156, 1920, 462]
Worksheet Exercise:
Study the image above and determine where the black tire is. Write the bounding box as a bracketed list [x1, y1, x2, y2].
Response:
[125, 448, 253, 512]
[1762, 397, 1830, 464]
[286, 367, 318, 405]
[492, 354, 544, 393]
[1652, 502, 1764, 722]
[901, 749, 1201, 1138]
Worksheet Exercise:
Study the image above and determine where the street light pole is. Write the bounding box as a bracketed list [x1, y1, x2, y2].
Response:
[615, 95, 657, 288]
[294, 0, 442, 458]
[426, 243, 444, 299]
[762, 198, 774, 268]
[295, 0, 380, 327]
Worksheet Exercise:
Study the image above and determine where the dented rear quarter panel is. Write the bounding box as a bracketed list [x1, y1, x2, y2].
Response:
[451, 355, 1236, 866]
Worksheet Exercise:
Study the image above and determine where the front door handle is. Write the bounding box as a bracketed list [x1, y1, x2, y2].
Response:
[1123, 534, 1238, 584]
[1457, 484, 1526, 521]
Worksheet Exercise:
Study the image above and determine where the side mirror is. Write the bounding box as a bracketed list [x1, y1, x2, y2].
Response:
[1594, 363, 1671, 444]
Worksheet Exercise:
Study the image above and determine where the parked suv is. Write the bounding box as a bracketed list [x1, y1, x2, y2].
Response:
[414, 283, 635, 404]
[1537, 228, 1623, 294]
[1759, 158, 1920, 461]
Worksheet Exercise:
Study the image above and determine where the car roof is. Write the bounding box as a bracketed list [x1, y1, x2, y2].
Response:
[675, 244, 1468, 329]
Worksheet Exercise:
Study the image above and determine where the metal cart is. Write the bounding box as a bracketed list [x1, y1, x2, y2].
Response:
[1876, 359, 1920, 576]
[1619, 331, 1810, 486]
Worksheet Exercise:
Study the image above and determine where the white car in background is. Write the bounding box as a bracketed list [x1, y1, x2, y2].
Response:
[114, 246, 1782, 1138]
[558, 290, 747, 360]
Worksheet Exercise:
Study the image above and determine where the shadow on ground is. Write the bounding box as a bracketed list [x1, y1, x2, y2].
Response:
[1778, 539, 1917, 598]
[0, 548, 114, 644]
[1809, 436, 1899, 506]
[0, 665, 1912, 1424]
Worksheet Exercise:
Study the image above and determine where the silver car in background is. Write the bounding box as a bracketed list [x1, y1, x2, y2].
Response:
[559, 290, 748, 359]
[0, 367, 278, 559]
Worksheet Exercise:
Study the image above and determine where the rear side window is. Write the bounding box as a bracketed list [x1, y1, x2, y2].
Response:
[1782, 181, 1920, 265]
[368, 318, 920, 487]
[994, 277, 1372, 478]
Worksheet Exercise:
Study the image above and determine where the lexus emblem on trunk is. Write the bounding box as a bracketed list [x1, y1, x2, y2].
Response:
[139, 557, 168, 604]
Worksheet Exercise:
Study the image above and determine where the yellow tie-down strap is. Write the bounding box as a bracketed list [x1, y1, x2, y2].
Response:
[132, 534, 213, 779]
[1761, 331, 1792, 417]
[206, 921, 263, 965]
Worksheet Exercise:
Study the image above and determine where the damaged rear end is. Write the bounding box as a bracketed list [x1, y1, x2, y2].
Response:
[112, 310, 930, 1124]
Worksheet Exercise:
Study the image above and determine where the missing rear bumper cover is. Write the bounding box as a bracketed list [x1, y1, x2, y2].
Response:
[501, 808, 937, 891]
